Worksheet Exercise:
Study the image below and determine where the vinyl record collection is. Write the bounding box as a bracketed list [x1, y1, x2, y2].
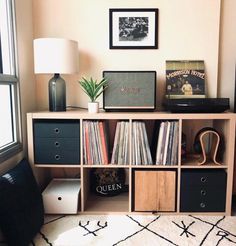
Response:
[83, 120, 179, 165]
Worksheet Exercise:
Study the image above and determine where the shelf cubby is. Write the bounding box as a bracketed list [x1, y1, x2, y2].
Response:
[181, 119, 230, 167]
[82, 167, 129, 213]
[82, 119, 130, 166]
[130, 119, 180, 166]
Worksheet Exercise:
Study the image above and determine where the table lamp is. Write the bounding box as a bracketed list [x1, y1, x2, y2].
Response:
[33, 38, 78, 111]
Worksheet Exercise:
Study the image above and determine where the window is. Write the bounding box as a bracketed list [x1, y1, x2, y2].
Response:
[0, 0, 22, 162]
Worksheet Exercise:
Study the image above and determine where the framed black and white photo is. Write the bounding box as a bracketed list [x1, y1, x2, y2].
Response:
[109, 8, 158, 49]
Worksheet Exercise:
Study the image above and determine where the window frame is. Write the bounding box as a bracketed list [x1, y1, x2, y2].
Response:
[0, 0, 22, 163]
[0, 36, 2, 73]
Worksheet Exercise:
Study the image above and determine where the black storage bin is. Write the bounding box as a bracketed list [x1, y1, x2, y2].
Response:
[33, 120, 80, 164]
[180, 169, 227, 212]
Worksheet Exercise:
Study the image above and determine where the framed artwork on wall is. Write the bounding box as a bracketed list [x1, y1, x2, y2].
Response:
[109, 8, 158, 49]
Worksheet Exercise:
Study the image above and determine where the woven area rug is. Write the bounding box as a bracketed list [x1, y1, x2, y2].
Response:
[31, 214, 236, 246]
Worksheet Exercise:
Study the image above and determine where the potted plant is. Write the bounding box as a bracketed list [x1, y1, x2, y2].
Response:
[78, 77, 108, 113]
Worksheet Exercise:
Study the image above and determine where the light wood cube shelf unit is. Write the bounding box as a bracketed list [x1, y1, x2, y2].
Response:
[27, 110, 236, 215]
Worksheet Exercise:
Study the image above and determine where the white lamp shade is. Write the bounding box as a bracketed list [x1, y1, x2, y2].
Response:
[34, 38, 78, 74]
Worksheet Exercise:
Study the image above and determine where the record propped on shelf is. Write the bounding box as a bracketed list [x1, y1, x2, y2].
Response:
[165, 60, 205, 99]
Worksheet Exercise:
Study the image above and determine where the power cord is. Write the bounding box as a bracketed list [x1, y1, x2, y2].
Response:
[66, 105, 87, 109]
[66, 105, 105, 110]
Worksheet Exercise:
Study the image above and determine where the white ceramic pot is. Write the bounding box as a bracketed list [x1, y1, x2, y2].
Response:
[88, 102, 99, 113]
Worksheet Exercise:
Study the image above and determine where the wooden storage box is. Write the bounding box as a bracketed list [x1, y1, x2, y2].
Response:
[42, 179, 81, 214]
[133, 170, 176, 212]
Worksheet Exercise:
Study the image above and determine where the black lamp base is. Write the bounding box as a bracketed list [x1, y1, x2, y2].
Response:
[48, 73, 66, 112]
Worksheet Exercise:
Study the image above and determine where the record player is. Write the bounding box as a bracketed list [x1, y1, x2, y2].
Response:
[163, 98, 230, 113]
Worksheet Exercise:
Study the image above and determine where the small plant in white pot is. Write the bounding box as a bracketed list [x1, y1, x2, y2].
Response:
[78, 77, 108, 113]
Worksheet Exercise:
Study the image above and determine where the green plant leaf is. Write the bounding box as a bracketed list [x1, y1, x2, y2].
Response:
[93, 78, 108, 98]
[79, 78, 95, 101]
[78, 77, 108, 102]
[94, 86, 108, 101]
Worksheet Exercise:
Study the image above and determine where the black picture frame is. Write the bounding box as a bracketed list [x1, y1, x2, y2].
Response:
[109, 8, 158, 49]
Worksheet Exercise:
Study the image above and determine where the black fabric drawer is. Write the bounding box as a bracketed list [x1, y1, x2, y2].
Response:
[180, 186, 226, 212]
[34, 138, 80, 164]
[34, 138, 80, 151]
[181, 169, 227, 187]
[180, 169, 227, 212]
[34, 120, 80, 138]
[35, 149, 80, 164]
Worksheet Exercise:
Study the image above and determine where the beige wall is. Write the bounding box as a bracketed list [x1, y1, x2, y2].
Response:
[219, 0, 236, 109]
[0, 0, 35, 173]
[33, 0, 223, 110]
[1, 0, 235, 171]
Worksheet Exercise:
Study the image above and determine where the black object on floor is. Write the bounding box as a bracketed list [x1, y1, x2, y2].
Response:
[232, 195, 236, 215]
[0, 158, 44, 246]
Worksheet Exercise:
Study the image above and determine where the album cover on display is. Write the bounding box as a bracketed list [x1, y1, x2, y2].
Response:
[166, 60, 205, 99]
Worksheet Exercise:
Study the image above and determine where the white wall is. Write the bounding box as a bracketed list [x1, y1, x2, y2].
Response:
[0, 0, 35, 173]
[33, 0, 222, 110]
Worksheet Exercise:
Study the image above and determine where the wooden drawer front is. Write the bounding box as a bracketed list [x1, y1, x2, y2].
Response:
[180, 186, 226, 212]
[134, 171, 157, 211]
[34, 120, 80, 138]
[134, 170, 176, 212]
[34, 138, 80, 164]
[181, 169, 227, 186]
[156, 171, 176, 212]
[180, 169, 227, 212]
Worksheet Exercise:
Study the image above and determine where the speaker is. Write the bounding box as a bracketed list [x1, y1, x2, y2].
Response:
[103, 71, 156, 111]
